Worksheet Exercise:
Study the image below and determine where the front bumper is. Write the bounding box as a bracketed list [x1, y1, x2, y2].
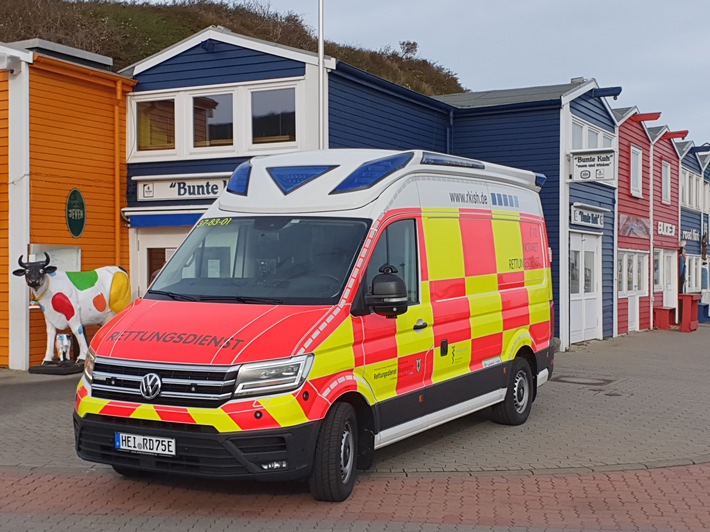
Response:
[74, 412, 320, 481]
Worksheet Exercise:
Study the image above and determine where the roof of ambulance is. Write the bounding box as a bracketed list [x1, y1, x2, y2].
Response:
[216, 149, 541, 215]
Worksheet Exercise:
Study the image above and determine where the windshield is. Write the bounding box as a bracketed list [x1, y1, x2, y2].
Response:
[147, 216, 370, 305]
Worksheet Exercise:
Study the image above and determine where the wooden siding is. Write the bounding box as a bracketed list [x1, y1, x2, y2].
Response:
[680, 208, 702, 256]
[681, 151, 702, 176]
[653, 137, 680, 250]
[450, 107, 561, 333]
[27, 58, 133, 367]
[617, 118, 651, 251]
[134, 41, 305, 92]
[569, 181, 615, 337]
[0, 72, 8, 367]
[328, 73, 449, 151]
[570, 93, 615, 132]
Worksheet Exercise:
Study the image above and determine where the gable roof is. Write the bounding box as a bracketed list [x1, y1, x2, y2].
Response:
[647, 125, 667, 143]
[612, 107, 636, 124]
[120, 25, 336, 77]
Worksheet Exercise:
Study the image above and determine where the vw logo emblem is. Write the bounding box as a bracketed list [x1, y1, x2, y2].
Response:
[139, 373, 162, 400]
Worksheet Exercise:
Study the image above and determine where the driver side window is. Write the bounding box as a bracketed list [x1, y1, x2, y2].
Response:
[365, 219, 419, 304]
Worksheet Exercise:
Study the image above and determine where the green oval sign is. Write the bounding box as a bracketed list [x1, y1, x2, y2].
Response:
[66, 189, 86, 238]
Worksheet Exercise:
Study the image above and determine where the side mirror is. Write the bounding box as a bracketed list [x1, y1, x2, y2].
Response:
[364, 265, 408, 318]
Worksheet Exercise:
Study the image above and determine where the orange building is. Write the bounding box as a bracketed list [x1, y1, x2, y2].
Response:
[0, 40, 135, 369]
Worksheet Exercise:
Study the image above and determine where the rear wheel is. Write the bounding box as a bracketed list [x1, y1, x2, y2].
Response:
[491, 357, 533, 426]
[309, 402, 358, 502]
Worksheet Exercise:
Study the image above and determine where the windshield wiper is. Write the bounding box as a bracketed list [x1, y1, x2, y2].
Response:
[146, 289, 200, 302]
[199, 295, 283, 304]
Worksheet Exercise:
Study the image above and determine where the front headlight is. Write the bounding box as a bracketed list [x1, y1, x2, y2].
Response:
[234, 354, 313, 398]
[84, 347, 96, 383]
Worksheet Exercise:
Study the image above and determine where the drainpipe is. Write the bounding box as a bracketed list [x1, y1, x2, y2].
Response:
[649, 141, 655, 329]
[114, 79, 122, 266]
[448, 110, 454, 154]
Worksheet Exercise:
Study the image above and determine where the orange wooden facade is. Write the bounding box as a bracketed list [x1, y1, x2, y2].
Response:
[0, 71, 8, 367]
[1, 55, 135, 368]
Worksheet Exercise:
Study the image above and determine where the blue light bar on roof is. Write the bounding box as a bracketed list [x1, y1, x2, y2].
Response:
[226, 162, 251, 196]
[267, 165, 337, 195]
[420, 152, 485, 169]
[330, 152, 414, 194]
[535, 173, 547, 188]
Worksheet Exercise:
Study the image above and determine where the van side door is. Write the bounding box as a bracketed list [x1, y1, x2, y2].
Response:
[354, 218, 434, 431]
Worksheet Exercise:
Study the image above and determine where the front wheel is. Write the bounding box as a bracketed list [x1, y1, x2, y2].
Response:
[490, 357, 533, 426]
[309, 402, 358, 502]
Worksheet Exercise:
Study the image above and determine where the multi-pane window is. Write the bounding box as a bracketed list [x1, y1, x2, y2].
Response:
[131, 83, 301, 158]
[630, 146, 642, 197]
[617, 251, 648, 296]
[571, 119, 614, 151]
[687, 255, 702, 292]
[661, 162, 671, 204]
[680, 169, 689, 207]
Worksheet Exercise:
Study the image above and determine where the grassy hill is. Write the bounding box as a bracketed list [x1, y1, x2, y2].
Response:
[0, 0, 464, 95]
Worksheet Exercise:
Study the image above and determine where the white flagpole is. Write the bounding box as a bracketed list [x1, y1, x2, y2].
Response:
[318, 0, 325, 149]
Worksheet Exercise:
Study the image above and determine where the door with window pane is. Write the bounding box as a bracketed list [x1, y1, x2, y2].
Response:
[570, 233, 602, 343]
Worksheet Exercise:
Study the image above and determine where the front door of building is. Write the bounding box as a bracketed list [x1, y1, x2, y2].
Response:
[662, 250, 678, 308]
[130, 227, 191, 298]
[569, 232, 602, 344]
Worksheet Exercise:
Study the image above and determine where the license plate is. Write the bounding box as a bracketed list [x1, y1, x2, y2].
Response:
[114, 432, 176, 456]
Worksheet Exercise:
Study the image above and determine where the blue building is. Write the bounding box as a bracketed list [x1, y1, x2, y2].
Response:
[675, 141, 704, 294]
[119, 26, 452, 295]
[119, 27, 625, 351]
[435, 80, 621, 350]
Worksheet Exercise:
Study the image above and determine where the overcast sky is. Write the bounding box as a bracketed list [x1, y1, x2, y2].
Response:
[260, 0, 710, 146]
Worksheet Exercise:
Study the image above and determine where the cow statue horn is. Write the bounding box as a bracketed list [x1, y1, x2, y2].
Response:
[41, 252, 51, 267]
[17, 255, 28, 269]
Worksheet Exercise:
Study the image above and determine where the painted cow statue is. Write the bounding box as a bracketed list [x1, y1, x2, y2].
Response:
[13, 253, 131, 363]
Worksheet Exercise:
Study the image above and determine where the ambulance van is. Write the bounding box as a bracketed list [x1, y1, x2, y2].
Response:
[74, 149, 555, 501]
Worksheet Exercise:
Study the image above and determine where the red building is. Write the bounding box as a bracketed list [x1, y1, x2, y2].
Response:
[614, 108, 660, 334]
[649, 126, 685, 327]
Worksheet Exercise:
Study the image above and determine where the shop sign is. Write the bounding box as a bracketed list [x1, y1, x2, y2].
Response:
[619, 214, 650, 238]
[570, 149, 615, 182]
[682, 228, 700, 242]
[657, 222, 676, 237]
[571, 206, 604, 228]
[138, 177, 229, 201]
[65, 189, 86, 238]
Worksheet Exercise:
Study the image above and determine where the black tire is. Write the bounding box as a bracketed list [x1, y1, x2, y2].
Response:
[308, 402, 358, 502]
[490, 357, 533, 426]
[112, 464, 147, 478]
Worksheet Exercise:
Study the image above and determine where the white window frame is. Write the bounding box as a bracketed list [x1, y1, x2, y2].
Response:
[127, 78, 308, 163]
[630, 145, 643, 198]
[617, 250, 649, 298]
[653, 249, 662, 291]
[680, 169, 689, 207]
[687, 255, 702, 292]
[661, 161, 671, 204]
[571, 119, 615, 152]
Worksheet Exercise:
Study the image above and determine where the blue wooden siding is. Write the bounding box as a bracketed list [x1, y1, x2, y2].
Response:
[327, 71, 449, 151]
[570, 92, 615, 132]
[449, 107, 561, 333]
[681, 153, 703, 175]
[127, 157, 248, 208]
[680, 208, 702, 255]
[569, 182, 615, 337]
[134, 40, 305, 91]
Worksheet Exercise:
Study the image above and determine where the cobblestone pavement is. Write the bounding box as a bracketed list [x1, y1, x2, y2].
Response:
[1, 326, 710, 531]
